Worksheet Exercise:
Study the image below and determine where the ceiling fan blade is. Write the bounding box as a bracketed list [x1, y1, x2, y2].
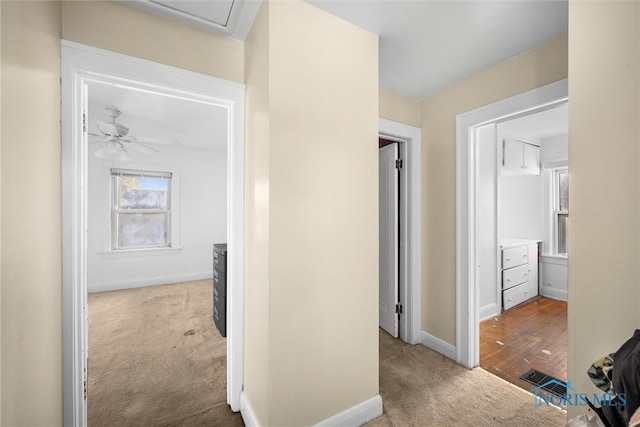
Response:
[126, 141, 158, 154]
[88, 134, 108, 143]
[127, 136, 181, 146]
[95, 119, 119, 137]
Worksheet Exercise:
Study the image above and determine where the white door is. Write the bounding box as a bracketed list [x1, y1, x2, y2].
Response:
[379, 143, 399, 337]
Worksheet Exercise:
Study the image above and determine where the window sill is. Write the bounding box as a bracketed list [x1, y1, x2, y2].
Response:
[540, 254, 568, 265]
[97, 247, 183, 259]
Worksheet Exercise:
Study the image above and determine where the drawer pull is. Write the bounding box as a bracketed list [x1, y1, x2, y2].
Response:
[506, 258, 511, 262]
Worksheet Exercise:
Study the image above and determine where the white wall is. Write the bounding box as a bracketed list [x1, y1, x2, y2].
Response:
[497, 128, 544, 241]
[539, 133, 568, 300]
[499, 175, 543, 240]
[477, 124, 500, 319]
[87, 139, 226, 293]
[541, 133, 568, 163]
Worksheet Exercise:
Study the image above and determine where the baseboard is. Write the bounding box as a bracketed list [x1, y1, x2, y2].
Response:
[88, 272, 213, 293]
[314, 395, 383, 427]
[479, 303, 500, 321]
[240, 391, 260, 427]
[420, 331, 456, 361]
[240, 393, 382, 427]
[539, 286, 567, 302]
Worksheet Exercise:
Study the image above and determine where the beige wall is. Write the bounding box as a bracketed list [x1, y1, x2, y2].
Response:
[1, 1, 63, 425]
[244, 1, 379, 424]
[379, 87, 421, 128]
[420, 35, 568, 343]
[567, 1, 640, 417]
[243, 1, 271, 424]
[61, 1, 244, 84]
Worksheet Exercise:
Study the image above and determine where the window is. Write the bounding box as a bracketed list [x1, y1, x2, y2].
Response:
[111, 169, 172, 250]
[553, 168, 569, 255]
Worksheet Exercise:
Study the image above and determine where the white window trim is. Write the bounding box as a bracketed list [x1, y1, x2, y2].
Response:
[96, 161, 182, 256]
[551, 167, 569, 256]
[542, 159, 568, 257]
[111, 168, 173, 251]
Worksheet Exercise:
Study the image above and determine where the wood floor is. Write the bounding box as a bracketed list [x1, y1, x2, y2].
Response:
[480, 296, 567, 393]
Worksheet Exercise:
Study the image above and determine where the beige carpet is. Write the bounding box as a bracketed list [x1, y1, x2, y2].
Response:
[89, 280, 566, 426]
[88, 279, 243, 426]
[368, 329, 567, 426]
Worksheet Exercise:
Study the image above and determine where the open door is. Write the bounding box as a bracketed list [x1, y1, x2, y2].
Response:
[379, 143, 399, 337]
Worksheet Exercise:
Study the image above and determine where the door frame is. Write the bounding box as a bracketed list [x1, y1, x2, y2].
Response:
[455, 79, 567, 368]
[379, 118, 421, 344]
[61, 41, 245, 425]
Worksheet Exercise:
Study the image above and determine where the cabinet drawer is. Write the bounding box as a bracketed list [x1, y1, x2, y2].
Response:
[502, 245, 528, 269]
[503, 282, 531, 310]
[502, 264, 529, 290]
[213, 269, 226, 295]
[213, 250, 226, 275]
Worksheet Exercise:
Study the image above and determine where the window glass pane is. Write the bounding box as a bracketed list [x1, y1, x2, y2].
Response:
[118, 176, 169, 209]
[117, 212, 168, 248]
[557, 213, 568, 254]
[558, 170, 569, 211]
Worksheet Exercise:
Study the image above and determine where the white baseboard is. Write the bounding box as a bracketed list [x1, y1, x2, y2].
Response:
[240, 392, 382, 427]
[314, 395, 383, 427]
[88, 272, 213, 293]
[240, 391, 260, 427]
[420, 331, 456, 361]
[539, 286, 568, 302]
[479, 303, 500, 321]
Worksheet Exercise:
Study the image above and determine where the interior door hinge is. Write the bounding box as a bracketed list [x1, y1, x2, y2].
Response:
[82, 111, 87, 133]
[395, 159, 403, 169]
[395, 303, 403, 314]
[84, 379, 87, 400]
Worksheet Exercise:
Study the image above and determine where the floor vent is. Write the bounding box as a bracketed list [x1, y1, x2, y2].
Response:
[520, 369, 567, 396]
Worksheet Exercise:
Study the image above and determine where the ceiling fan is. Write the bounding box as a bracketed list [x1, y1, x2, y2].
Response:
[88, 107, 180, 160]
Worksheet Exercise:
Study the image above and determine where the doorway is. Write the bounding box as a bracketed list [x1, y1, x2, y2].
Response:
[61, 41, 245, 425]
[455, 79, 568, 369]
[378, 119, 422, 345]
[475, 104, 569, 391]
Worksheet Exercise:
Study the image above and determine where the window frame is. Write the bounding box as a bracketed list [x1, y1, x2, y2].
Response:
[111, 168, 173, 251]
[552, 167, 569, 256]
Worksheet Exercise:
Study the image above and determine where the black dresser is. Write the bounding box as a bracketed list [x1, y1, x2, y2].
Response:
[213, 243, 227, 337]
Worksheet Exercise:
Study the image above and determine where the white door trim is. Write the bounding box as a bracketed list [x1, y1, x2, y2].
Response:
[379, 118, 421, 345]
[61, 40, 245, 425]
[455, 79, 568, 368]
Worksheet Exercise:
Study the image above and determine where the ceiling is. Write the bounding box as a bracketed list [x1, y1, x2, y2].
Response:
[499, 102, 568, 140]
[87, 81, 228, 151]
[95, 0, 568, 152]
[307, 0, 568, 100]
[122, 0, 568, 100]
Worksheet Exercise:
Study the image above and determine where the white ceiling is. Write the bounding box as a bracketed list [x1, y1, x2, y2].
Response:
[87, 81, 228, 151]
[95, 0, 568, 149]
[499, 102, 568, 140]
[306, 0, 568, 100]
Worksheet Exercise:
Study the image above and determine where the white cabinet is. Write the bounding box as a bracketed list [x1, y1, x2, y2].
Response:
[501, 241, 539, 310]
[502, 138, 540, 176]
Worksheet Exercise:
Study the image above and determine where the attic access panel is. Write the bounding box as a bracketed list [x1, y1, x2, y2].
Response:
[151, 0, 234, 26]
